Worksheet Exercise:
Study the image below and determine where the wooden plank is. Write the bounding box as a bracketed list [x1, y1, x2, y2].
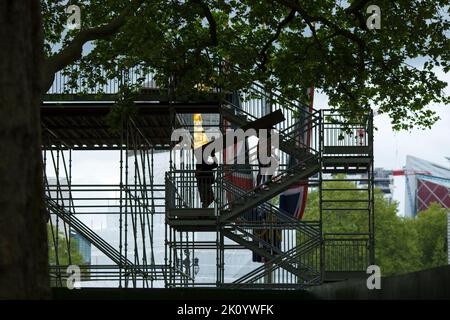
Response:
[222, 108, 285, 130]
[204, 109, 285, 151]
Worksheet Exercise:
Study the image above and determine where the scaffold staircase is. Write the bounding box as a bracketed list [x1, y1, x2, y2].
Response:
[220, 178, 322, 287]
[165, 74, 374, 287]
[45, 196, 147, 281]
[208, 91, 321, 286]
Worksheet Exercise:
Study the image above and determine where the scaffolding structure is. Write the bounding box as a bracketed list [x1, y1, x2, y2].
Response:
[42, 64, 374, 289]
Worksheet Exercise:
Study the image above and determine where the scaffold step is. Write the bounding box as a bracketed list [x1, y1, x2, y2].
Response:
[166, 218, 217, 232]
[167, 208, 215, 218]
[323, 156, 371, 164]
[322, 168, 369, 174]
[322, 188, 368, 191]
[324, 271, 367, 282]
[323, 146, 370, 155]
[322, 207, 369, 211]
[321, 199, 369, 203]
[322, 178, 370, 182]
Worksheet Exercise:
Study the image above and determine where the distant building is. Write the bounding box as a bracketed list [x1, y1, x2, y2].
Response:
[46, 177, 71, 235]
[360, 168, 394, 203]
[403, 155, 450, 217]
[374, 168, 394, 202]
[70, 230, 92, 265]
[47, 177, 92, 265]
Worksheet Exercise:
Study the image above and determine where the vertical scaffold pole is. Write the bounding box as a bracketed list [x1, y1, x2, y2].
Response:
[119, 113, 124, 288]
[319, 110, 325, 283]
[369, 110, 375, 266]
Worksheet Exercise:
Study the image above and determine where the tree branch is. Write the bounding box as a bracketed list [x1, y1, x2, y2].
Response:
[304, 20, 360, 105]
[275, 0, 367, 77]
[191, 0, 218, 47]
[345, 0, 370, 30]
[274, 0, 366, 48]
[345, 0, 371, 13]
[42, 0, 143, 92]
[258, 9, 296, 71]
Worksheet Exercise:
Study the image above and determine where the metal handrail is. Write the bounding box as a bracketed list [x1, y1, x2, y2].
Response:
[220, 178, 320, 239]
[222, 100, 321, 155]
[217, 154, 318, 212]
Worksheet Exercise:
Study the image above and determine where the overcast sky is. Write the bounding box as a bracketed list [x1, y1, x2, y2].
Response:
[314, 67, 449, 170]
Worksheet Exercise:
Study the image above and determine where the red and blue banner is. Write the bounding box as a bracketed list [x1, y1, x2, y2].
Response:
[224, 92, 254, 204]
[279, 87, 314, 220]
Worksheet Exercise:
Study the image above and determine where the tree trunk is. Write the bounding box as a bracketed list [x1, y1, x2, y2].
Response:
[0, 1, 50, 298]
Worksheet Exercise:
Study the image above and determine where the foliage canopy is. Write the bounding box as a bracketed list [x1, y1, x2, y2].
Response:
[42, 0, 449, 129]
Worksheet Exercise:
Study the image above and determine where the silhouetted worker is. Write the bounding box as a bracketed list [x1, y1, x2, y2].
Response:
[195, 143, 217, 208]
